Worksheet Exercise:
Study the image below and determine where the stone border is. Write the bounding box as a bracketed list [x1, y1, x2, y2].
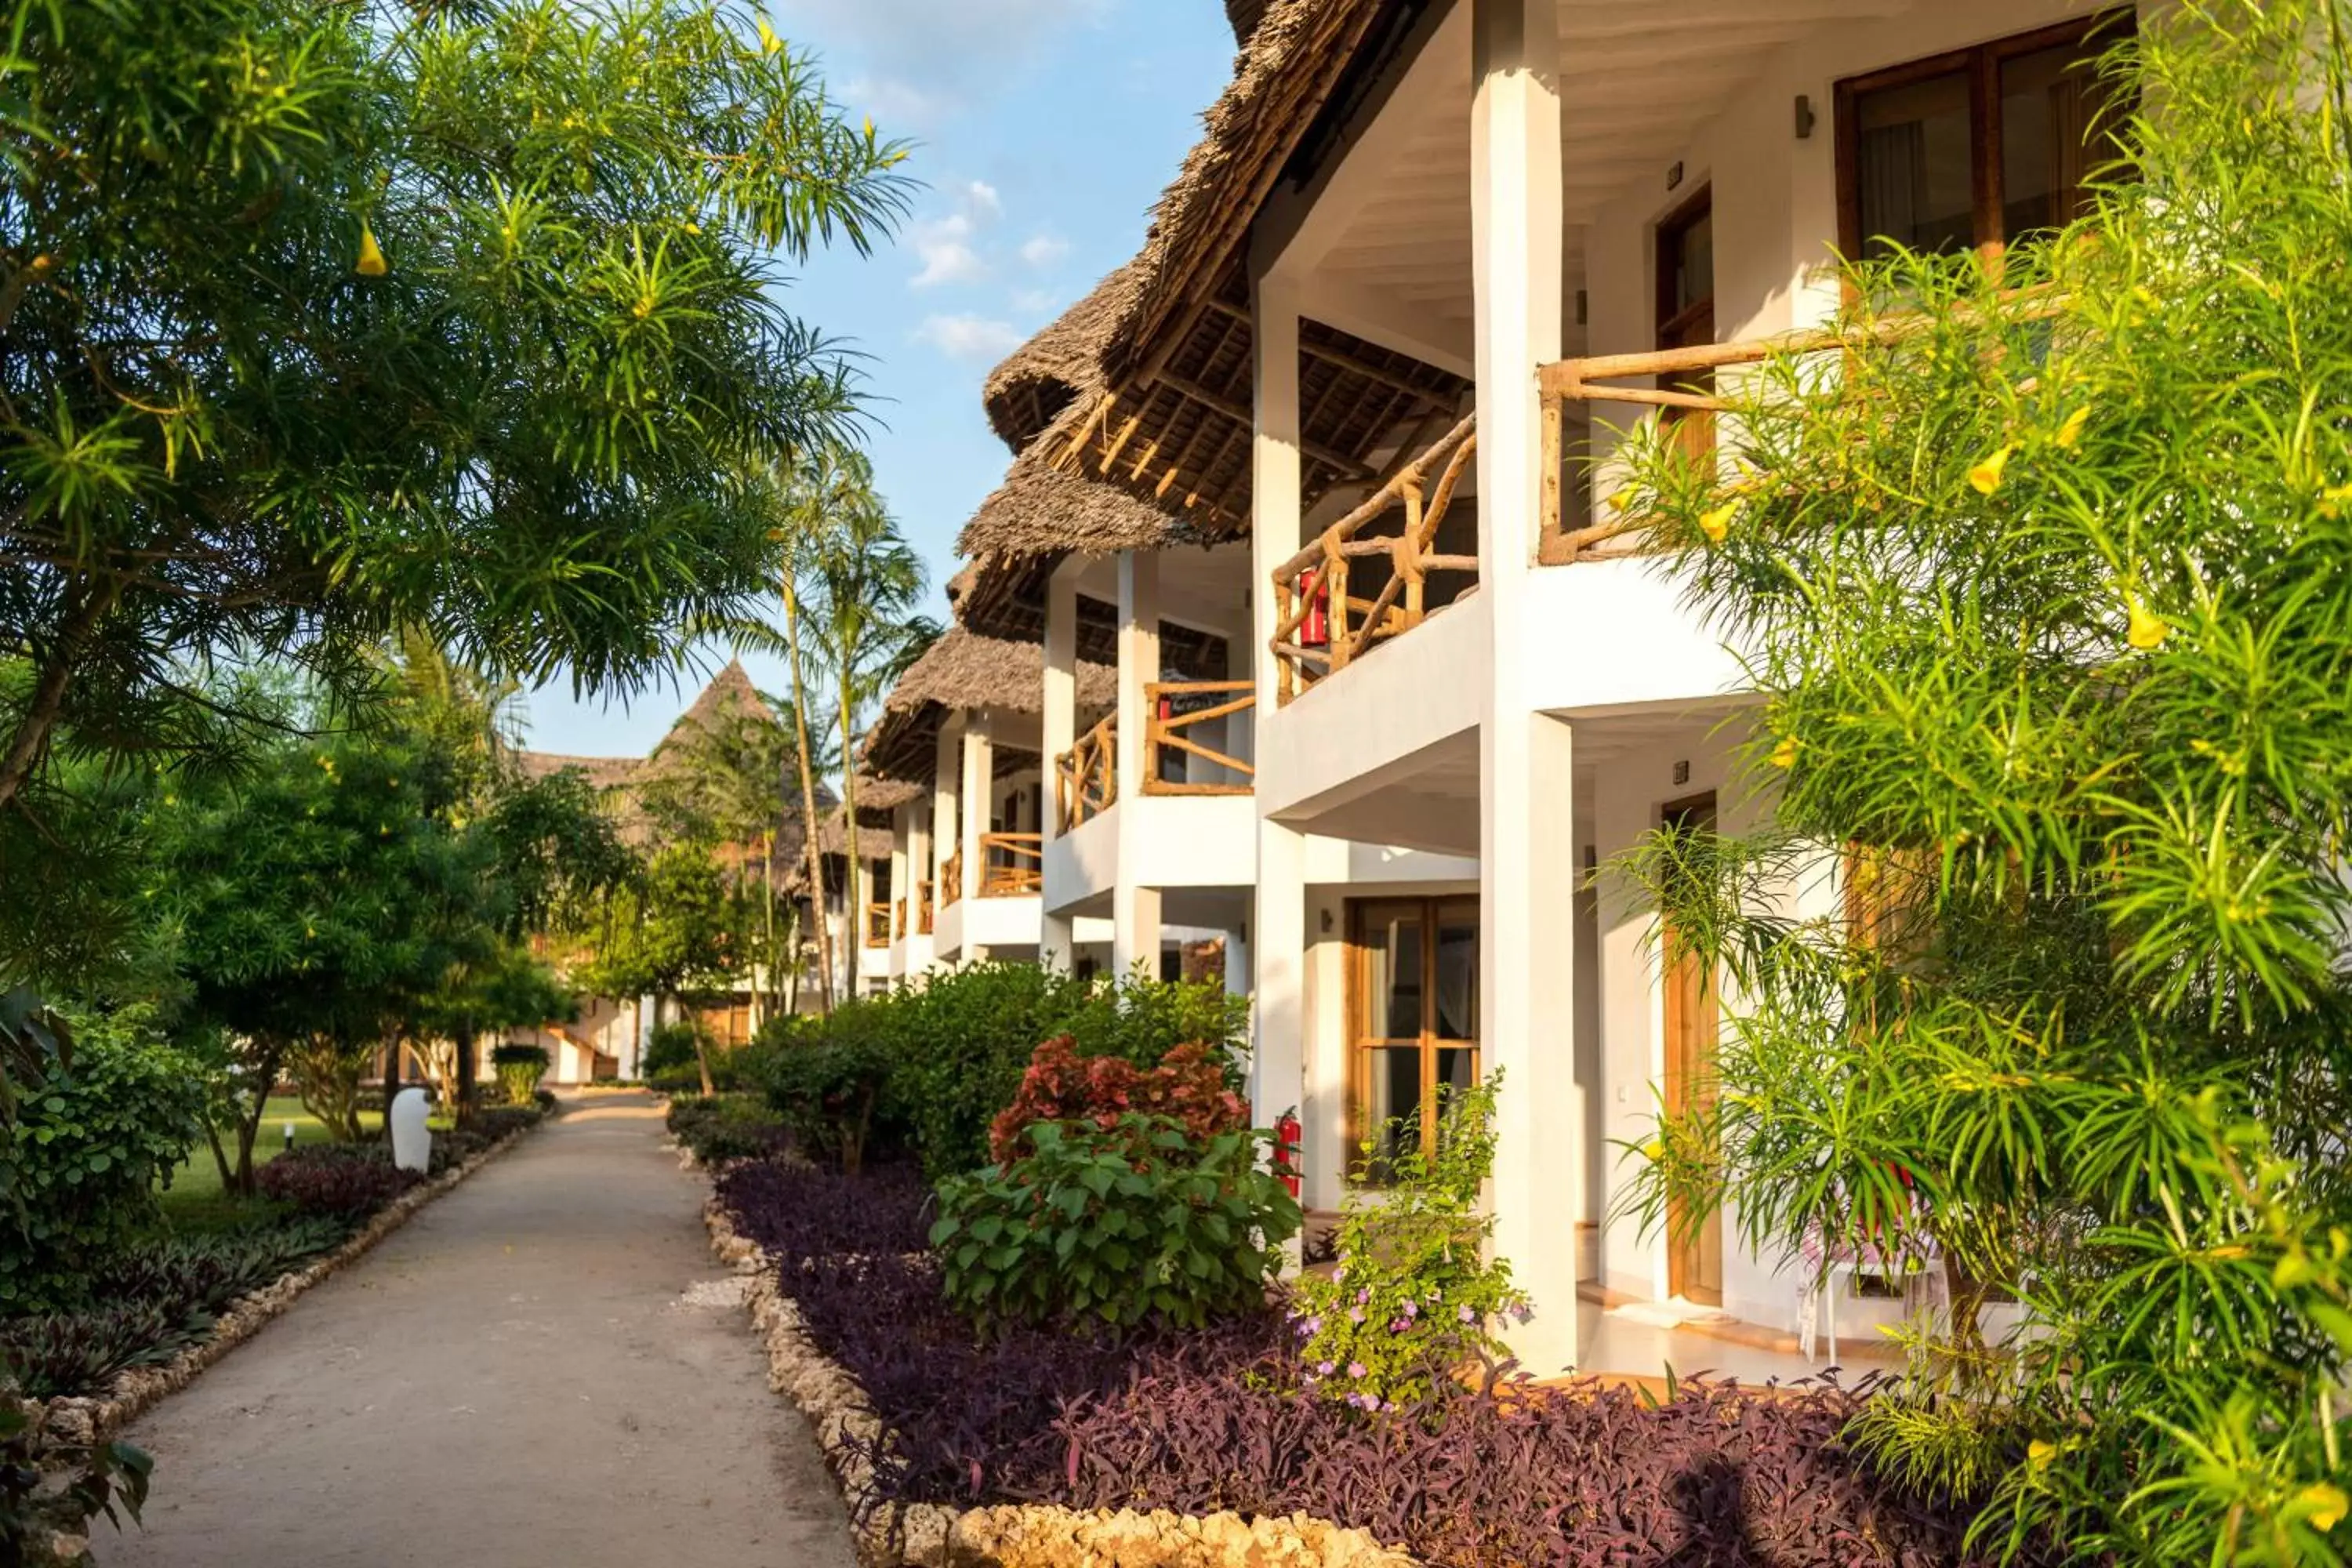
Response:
[34, 1114, 550, 1449]
[702, 1196, 1421, 1568]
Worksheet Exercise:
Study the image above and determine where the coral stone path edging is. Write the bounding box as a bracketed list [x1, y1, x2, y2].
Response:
[34, 1112, 548, 1450]
[700, 1188, 1421, 1568]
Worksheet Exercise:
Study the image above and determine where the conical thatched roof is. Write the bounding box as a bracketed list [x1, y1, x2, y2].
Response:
[1225, 0, 1272, 44]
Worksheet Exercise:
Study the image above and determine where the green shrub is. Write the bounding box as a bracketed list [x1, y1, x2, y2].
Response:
[665, 1093, 786, 1164]
[0, 1007, 206, 1311]
[930, 1114, 1300, 1334]
[760, 1025, 898, 1173]
[489, 1041, 548, 1107]
[1290, 1073, 1528, 1410]
[641, 1019, 706, 1076]
[815, 962, 1247, 1182]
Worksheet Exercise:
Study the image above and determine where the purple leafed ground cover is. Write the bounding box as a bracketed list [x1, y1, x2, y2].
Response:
[717, 1158, 2051, 1568]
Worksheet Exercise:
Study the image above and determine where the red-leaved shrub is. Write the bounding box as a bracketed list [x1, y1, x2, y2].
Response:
[986, 1037, 1247, 1166]
[256, 1144, 419, 1219]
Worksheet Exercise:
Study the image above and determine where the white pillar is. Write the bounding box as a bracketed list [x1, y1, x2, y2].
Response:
[932, 715, 963, 895]
[1472, 0, 1579, 1376]
[1040, 559, 1081, 969]
[1109, 551, 1163, 980]
[1249, 279, 1309, 1202]
[1114, 551, 1160, 805]
[888, 807, 910, 951]
[960, 715, 992, 906]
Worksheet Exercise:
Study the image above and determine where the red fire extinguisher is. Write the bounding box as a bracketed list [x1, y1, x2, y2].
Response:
[1274, 1109, 1303, 1199]
[1298, 568, 1329, 649]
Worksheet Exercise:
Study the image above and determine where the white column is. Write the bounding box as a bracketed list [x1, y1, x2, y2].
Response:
[932, 714, 963, 917]
[960, 714, 992, 906]
[1040, 559, 1081, 969]
[1472, 0, 1579, 1375]
[1109, 551, 1163, 979]
[888, 808, 910, 950]
[1249, 278, 1308, 1203]
[1114, 550, 1160, 804]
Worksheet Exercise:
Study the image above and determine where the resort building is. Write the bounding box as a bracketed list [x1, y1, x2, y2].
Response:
[911, 0, 2136, 1375]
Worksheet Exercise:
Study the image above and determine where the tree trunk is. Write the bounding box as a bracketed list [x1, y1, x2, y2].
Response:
[382, 1030, 402, 1142]
[782, 578, 836, 1014]
[838, 671, 862, 998]
[0, 579, 118, 814]
[681, 996, 715, 1097]
[453, 1020, 478, 1127]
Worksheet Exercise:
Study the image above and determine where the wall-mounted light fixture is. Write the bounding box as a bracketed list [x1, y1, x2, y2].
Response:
[1672, 759, 1692, 786]
[1795, 94, 1817, 140]
[1574, 289, 1588, 326]
[1319, 907, 1334, 935]
[1665, 160, 1685, 191]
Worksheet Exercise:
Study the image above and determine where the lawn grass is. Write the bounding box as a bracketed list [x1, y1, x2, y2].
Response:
[157, 1097, 383, 1209]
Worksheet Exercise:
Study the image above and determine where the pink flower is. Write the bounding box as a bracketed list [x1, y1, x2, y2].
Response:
[1346, 1361, 1367, 1379]
[1457, 1304, 1476, 1323]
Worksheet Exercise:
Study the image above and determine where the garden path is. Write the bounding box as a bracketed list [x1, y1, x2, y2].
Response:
[106, 1091, 855, 1568]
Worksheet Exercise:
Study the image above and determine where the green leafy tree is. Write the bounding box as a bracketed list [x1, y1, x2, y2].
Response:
[1611, 5, 2352, 1559]
[0, 0, 909, 985]
[575, 841, 743, 1094]
[801, 458, 938, 951]
[641, 680, 825, 1020]
[145, 712, 493, 1188]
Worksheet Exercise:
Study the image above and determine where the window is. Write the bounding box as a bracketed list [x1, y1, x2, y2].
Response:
[1348, 898, 1478, 1178]
[1835, 12, 2132, 263]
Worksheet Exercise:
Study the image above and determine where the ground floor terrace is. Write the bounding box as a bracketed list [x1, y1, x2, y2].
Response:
[1250, 692, 1933, 1381]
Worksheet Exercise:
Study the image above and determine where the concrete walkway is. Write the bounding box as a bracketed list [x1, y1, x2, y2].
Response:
[108, 1093, 855, 1568]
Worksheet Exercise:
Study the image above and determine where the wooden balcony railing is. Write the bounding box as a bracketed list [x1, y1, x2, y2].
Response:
[894, 896, 907, 940]
[916, 879, 935, 935]
[979, 832, 1044, 896]
[1054, 714, 1117, 832]
[1269, 412, 1478, 703]
[1537, 292, 2065, 559]
[863, 902, 890, 948]
[1142, 681, 1254, 796]
[940, 849, 964, 910]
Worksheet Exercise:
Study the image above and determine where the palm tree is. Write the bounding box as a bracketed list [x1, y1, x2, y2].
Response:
[804, 470, 938, 993]
[775, 445, 873, 1013]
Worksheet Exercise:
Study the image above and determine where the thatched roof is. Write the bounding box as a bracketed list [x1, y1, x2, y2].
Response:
[861, 627, 1116, 783]
[1225, 0, 1272, 44]
[515, 750, 642, 793]
[886, 626, 1115, 720]
[982, 261, 1142, 456]
[956, 432, 1213, 560]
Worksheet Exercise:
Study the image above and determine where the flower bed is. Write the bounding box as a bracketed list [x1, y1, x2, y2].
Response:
[712, 1155, 2057, 1568]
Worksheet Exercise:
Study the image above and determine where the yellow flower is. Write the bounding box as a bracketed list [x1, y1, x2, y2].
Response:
[757, 16, 782, 54]
[2027, 1439, 2057, 1470]
[1769, 735, 1798, 769]
[2318, 482, 2352, 519]
[2125, 596, 2170, 652]
[1968, 445, 2013, 495]
[2056, 405, 2090, 448]
[1641, 1138, 1665, 1162]
[2303, 1483, 2349, 1534]
[1698, 499, 1739, 544]
[355, 223, 387, 278]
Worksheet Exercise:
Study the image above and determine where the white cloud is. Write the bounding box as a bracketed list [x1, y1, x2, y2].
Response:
[966, 180, 1004, 219]
[914, 314, 1025, 361]
[777, 0, 1111, 125]
[1019, 231, 1070, 269]
[1011, 286, 1062, 316]
[909, 213, 986, 288]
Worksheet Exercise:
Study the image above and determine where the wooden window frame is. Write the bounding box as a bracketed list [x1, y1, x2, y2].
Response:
[1833, 9, 2136, 265]
[1345, 895, 1479, 1176]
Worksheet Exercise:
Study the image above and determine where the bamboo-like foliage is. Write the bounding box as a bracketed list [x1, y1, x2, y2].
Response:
[1606, 6, 2352, 1561]
[0, 0, 909, 987]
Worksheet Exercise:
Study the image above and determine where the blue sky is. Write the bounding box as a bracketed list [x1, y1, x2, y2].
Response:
[518, 0, 1236, 760]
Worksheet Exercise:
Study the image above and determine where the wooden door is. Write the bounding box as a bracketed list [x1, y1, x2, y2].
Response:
[1661, 793, 1723, 1306]
[1656, 187, 1716, 463]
